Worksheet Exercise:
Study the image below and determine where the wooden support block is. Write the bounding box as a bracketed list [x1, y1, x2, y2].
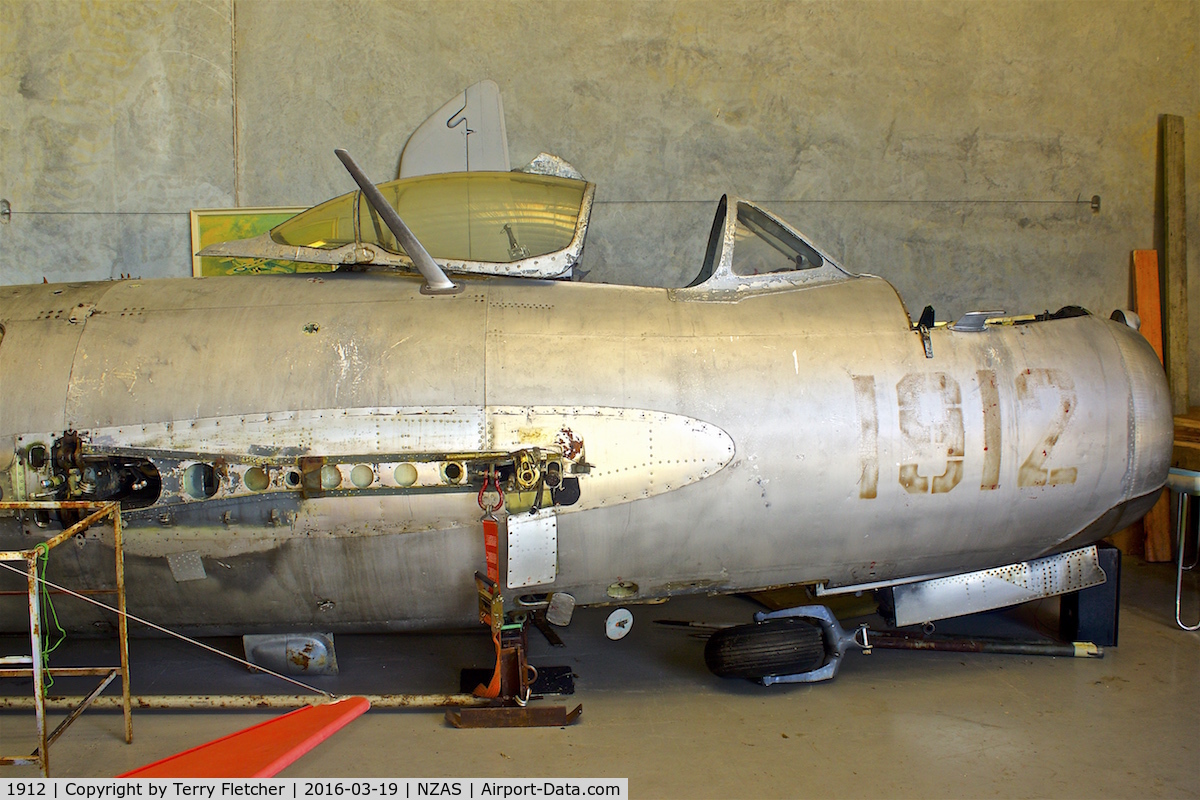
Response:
[1161, 115, 1189, 416]
[1105, 525, 1144, 559]
[1143, 495, 1173, 562]
[1133, 250, 1164, 362]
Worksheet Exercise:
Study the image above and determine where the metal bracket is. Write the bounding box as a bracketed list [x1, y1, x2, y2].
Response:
[445, 703, 582, 728]
[752, 604, 869, 684]
[951, 310, 1005, 332]
[918, 324, 933, 358]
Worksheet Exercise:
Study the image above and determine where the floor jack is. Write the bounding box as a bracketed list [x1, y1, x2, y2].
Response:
[445, 479, 581, 728]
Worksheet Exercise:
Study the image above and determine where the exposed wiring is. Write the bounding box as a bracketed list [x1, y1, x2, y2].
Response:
[33, 542, 67, 694]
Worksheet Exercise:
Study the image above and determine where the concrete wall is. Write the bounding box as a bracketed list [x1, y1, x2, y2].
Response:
[2, 0, 1198, 400]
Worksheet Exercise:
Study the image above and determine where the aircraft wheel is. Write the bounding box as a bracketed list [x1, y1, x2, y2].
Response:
[704, 618, 825, 680]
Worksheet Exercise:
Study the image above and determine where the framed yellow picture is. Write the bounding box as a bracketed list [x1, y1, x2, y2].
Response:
[190, 207, 325, 277]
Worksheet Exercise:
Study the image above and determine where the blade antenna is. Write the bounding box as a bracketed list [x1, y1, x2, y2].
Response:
[334, 148, 460, 295]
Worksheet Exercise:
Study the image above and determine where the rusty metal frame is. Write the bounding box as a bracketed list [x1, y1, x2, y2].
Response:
[0, 501, 131, 777]
[0, 692, 489, 710]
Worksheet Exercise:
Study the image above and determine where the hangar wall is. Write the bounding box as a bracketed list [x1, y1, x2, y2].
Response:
[1, 0, 1198, 400]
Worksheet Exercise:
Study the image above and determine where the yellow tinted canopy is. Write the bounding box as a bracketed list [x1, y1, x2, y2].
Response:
[274, 172, 588, 264]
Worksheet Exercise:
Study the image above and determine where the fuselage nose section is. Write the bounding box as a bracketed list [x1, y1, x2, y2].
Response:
[1107, 318, 1173, 501]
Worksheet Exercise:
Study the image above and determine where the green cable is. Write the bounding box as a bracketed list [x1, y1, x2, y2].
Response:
[34, 542, 67, 695]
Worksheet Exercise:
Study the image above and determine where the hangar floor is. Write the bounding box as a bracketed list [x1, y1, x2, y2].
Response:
[2, 557, 1197, 797]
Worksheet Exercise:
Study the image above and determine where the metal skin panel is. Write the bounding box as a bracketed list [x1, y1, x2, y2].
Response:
[0, 264, 1173, 635]
[890, 546, 1108, 627]
[0, 283, 116, 440]
[489, 277, 1172, 608]
[506, 509, 558, 589]
[60, 275, 486, 428]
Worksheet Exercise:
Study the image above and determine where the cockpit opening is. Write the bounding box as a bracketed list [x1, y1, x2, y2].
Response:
[731, 204, 824, 276]
[680, 196, 849, 297]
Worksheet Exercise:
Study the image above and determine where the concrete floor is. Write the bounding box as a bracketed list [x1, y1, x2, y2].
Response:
[2, 557, 1197, 798]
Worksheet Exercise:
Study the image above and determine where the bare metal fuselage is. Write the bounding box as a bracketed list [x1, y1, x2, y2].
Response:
[0, 267, 1172, 634]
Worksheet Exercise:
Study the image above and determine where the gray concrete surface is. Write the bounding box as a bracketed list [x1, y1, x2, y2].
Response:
[1, 1, 1198, 402]
[1, 558, 1197, 796]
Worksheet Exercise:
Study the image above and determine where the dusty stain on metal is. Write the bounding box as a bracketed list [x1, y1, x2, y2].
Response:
[897, 372, 964, 495]
[1016, 368, 1078, 488]
[978, 369, 1002, 490]
[851, 375, 878, 499]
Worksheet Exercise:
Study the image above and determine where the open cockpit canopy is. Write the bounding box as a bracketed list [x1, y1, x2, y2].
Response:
[199, 171, 595, 279]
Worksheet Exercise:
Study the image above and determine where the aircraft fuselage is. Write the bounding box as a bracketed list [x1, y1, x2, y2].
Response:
[0, 267, 1172, 634]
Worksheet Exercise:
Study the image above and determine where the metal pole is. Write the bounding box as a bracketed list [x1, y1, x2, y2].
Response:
[334, 148, 459, 295]
[26, 552, 48, 777]
[1177, 489, 1200, 630]
[113, 506, 133, 741]
[867, 631, 1103, 658]
[0, 693, 489, 710]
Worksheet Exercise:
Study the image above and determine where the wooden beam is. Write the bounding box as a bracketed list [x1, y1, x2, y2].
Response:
[1176, 412, 1200, 473]
[1161, 115, 1189, 416]
[1133, 250, 1164, 361]
[1130, 249, 1172, 560]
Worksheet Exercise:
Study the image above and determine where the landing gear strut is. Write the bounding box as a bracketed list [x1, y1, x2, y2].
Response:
[705, 605, 871, 684]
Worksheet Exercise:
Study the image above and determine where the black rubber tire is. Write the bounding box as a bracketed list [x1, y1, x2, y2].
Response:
[704, 618, 826, 680]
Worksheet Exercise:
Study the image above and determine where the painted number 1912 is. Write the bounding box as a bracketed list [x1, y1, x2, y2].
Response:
[852, 369, 1077, 499]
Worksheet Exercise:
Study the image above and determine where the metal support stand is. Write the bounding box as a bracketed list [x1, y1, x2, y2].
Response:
[0, 501, 132, 776]
[1167, 468, 1200, 630]
[445, 571, 581, 728]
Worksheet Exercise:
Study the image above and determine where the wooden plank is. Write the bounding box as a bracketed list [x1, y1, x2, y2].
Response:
[1176, 415, 1200, 445]
[1110, 251, 1169, 560]
[1130, 248, 1173, 560]
[1174, 408, 1200, 472]
[1175, 443, 1200, 473]
[1161, 115, 1189, 416]
[1133, 250, 1164, 361]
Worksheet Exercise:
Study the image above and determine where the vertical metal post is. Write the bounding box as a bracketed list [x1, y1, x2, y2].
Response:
[26, 551, 48, 777]
[113, 506, 133, 742]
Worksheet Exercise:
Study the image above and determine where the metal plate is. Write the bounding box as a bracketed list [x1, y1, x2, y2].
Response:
[506, 509, 557, 589]
[165, 551, 206, 582]
[445, 703, 582, 728]
[891, 546, 1106, 627]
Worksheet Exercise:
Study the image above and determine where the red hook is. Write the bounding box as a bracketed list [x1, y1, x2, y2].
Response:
[477, 466, 504, 515]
